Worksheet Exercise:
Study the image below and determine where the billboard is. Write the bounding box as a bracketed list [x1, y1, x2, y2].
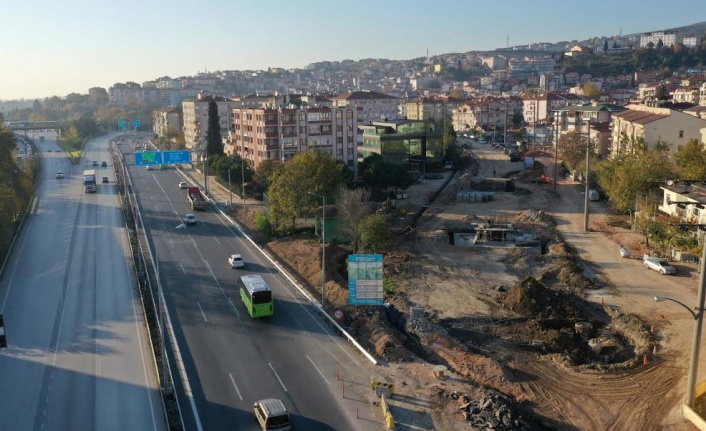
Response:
[348, 254, 384, 305]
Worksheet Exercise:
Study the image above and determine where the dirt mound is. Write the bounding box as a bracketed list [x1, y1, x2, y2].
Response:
[349, 308, 416, 362]
[502, 277, 585, 321]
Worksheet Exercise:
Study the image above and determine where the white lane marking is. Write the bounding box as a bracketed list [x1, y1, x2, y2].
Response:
[228, 373, 243, 401]
[269, 363, 287, 392]
[226, 297, 241, 320]
[196, 301, 208, 322]
[305, 355, 329, 384]
[179, 263, 186, 275]
[213, 236, 221, 245]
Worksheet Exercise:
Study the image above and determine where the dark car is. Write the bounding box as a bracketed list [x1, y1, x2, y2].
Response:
[101, 161, 107, 167]
[102, 177, 109, 183]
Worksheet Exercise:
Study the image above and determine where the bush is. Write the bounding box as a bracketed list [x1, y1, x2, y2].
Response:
[254, 212, 272, 237]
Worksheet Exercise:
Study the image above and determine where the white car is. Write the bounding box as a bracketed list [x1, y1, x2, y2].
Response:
[55, 172, 64, 179]
[146, 165, 153, 170]
[228, 254, 245, 269]
[178, 181, 188, 189]
[185, 214, 196, 225]
[643, 255, 676, 275]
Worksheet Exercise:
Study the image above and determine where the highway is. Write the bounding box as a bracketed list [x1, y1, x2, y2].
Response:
[0, 132, 166, 431]
[116, 137, 376, 431]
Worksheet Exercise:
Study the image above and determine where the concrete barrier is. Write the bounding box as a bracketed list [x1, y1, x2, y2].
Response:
[683, 403, 706, 430]
[380, 395, 395, 430]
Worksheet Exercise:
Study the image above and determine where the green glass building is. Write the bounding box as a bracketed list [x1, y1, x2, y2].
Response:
[359, 120, 444, 172]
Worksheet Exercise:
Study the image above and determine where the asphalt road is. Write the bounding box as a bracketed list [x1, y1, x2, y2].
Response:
[0, 132, 166, 431]
[116, 136, 376, 431]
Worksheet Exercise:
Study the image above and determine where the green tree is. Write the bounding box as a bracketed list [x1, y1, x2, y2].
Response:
[360, 214, 392, 253]
[558, 130, 589, 171]
[595, 150, 674, 213]
[251, 159, 283, 199]
[582, 82, 601, 100]
[443, 122, 456, 151]
[267, 151, 345, 233]
[673, 139, 706, 179]
[206, 99, 223, 157]
[336, 185, 370, 253]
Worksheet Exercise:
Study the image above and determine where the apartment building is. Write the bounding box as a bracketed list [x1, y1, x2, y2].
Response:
[610, 104, 706, 156]
[152, 107, 183, 138]
[228, 105, 360, 177]
[523, 92, 587, 126]
[672, 85, 701, 105]
[331, 90, 399, 125]
[658, 183, 706, 227]
[402, 96, 461, 122]
[182, 93, 235, 150]
[554, 103, 626, 157]
[640, 31, 677, 48]
[452, 97, 522, 132]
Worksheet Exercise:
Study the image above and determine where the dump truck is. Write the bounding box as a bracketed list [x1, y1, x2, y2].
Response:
[187, 186, 206, 211]
[82, 169, 96, 193]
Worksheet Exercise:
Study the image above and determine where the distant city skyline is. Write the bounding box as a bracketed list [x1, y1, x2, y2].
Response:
[2, 0, 706, 100]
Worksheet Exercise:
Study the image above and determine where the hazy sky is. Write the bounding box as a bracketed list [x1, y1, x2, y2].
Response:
[2, 0, 705, 100]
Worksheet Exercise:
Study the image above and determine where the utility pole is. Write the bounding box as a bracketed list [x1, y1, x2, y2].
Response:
[553, 110, 559, 194]
[582, 113, 590, 232]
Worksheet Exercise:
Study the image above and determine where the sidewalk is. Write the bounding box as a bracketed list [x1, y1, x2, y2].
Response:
[177, 165, 261, 207]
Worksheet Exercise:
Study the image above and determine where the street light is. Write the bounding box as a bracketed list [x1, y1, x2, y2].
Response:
[308, 192, 326, 308]
[228, 168, 233, 206]
[654, 227, 706, 408]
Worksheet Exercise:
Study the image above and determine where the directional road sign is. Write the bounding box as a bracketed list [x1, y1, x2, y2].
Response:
[118, 120, 127, 129]
[132, 119, 141, 128]
[135, 150, 192, 166]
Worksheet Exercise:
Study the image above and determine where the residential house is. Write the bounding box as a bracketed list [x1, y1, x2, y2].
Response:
[658, 183, 706, 228]
[610, 104, 706, 156]
[672, 86, 701, 105]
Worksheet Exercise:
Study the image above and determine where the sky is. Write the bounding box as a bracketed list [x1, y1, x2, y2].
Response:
[1, 0, 705, 100]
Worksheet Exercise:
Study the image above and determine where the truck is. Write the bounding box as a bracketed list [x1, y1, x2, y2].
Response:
[82, 169, 97, 193]
[187, 186, 206, 211]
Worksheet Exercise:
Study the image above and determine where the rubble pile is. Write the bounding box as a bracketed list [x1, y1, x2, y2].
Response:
[439, 389, 534, 430]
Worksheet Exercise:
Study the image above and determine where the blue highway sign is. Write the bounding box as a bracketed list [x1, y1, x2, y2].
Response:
[135, 152, 162, 166]
[135, 150, 191, 166]
[132, 119, 141, 128]
[163, 150, 192, 164]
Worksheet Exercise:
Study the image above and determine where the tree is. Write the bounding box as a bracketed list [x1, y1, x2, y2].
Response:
[655, 84, 669, 101]
[206, 98, 223, 157]
[443, 122, 457, 150]
[595, 150, 674, 213]
[336, 185, 371, 253]
[558, 130, 588, 171]
[267, 151, 345, 233]
[582, 82, 601, 100]
[512, 110, 524, 127]
[673, 138, 706, 179]
[251, 160, 283, 199]
[360, 214, 392, 253]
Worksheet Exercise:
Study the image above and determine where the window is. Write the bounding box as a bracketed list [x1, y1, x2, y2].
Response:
[679, 130, 684, 138]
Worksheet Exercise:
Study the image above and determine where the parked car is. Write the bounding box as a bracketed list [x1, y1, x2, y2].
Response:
[643, 255, 676, 275]
[184, 214, 196, 225]
[228, 254, 245, 269]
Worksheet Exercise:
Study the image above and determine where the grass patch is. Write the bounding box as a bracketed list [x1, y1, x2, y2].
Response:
[56, 140, 82, 164]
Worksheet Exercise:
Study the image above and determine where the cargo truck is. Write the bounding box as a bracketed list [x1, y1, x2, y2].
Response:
[187, 186, 206, 211]
[82, 169, 97, 193]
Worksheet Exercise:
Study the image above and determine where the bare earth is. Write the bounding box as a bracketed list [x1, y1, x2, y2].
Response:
[235, 141, 702, 431]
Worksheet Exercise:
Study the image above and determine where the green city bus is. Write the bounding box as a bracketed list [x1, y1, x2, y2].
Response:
[239, 275, 273, 318]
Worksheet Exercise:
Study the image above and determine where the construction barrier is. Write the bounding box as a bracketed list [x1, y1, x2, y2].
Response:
[371, 379, 394, 397]
[381, 395, 395, 430]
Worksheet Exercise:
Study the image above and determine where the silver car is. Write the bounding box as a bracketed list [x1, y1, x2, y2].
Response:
[644, 256, 676, 275]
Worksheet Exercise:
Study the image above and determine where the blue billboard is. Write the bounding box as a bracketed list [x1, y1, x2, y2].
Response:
[348, 254, 384, 305]
[135, 150, 191, 166]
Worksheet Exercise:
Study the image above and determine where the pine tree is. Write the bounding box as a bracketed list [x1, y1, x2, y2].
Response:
[206, 98, 223, 157]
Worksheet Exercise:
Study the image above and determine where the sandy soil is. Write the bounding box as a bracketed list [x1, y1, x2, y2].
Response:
[235, 141, 701, 430]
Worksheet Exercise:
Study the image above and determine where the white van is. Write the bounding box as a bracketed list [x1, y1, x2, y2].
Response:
[254, 398, 291, 430]
[588, 189, 600, 201]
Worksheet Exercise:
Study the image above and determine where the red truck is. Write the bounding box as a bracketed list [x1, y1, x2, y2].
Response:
[187, 186, 206, 211]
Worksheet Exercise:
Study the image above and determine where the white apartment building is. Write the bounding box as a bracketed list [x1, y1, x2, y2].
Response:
[683, 36, 700, 48]
[640, 31, 677, 48]
[152, 107, 182, 138]
[182, 93, 235, 150]
[331, 90, 399, 125]
[228, 105, 360, 177]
